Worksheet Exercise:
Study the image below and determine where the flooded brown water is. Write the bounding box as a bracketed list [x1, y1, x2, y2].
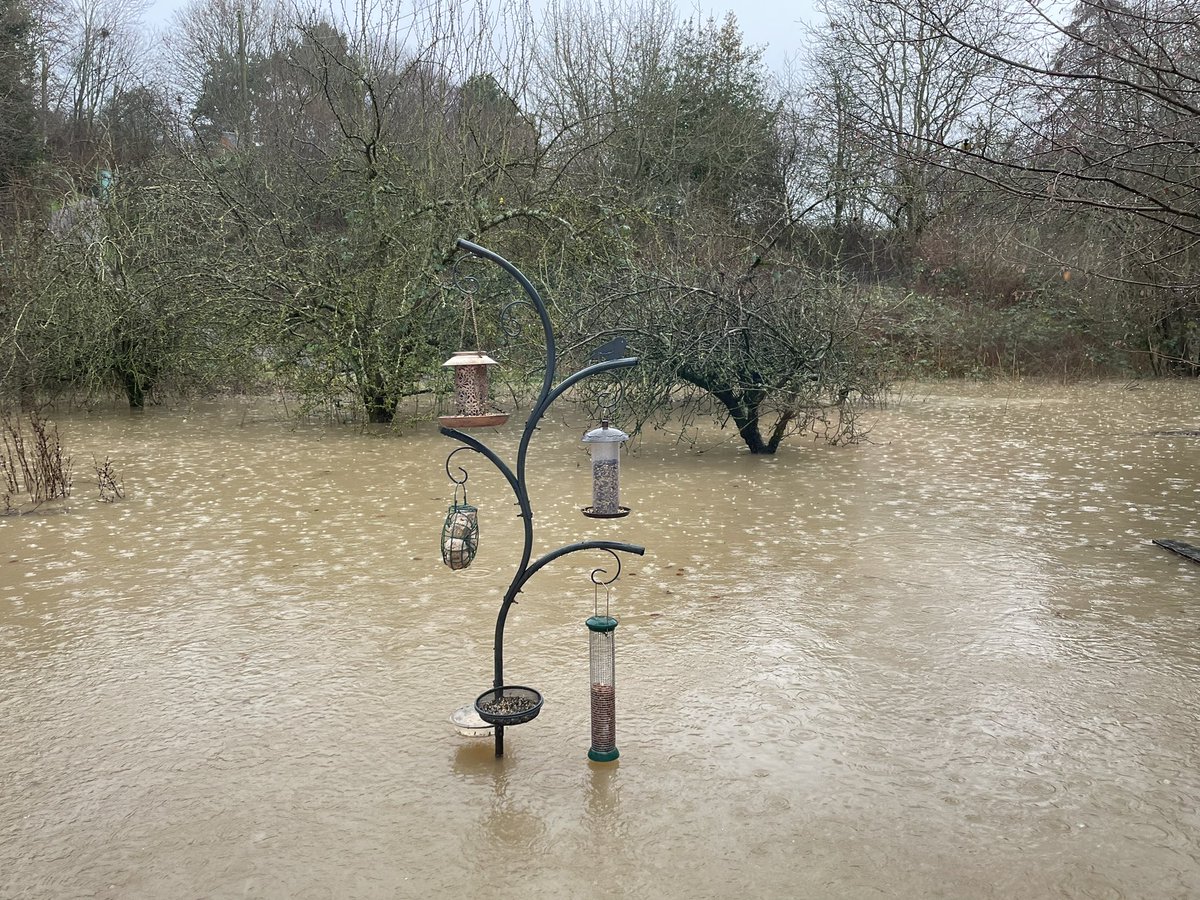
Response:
[2, 380, 1199, 899]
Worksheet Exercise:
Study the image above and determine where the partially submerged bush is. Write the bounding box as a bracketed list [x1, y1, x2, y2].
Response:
[1, 411, 73, 513]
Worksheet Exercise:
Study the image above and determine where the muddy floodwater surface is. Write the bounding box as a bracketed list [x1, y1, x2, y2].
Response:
[2, 381, 1199, 899]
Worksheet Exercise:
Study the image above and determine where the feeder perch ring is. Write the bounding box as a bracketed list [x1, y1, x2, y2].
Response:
[475, 686, 544, 726]
[581, 506, 631, 519]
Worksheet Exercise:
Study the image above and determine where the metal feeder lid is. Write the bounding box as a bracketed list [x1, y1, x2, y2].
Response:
[582, 423, 629, 444]
[442, 350, 499, 367]
[586, 615, 618, 633]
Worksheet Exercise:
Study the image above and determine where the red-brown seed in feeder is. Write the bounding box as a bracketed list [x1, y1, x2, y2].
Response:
[586, 614, 619, 762]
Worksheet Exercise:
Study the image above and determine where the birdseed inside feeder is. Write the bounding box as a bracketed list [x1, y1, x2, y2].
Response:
[438, 350, 509, 428]
[586, 613, 619, 762]
[582, 421, 630, 518]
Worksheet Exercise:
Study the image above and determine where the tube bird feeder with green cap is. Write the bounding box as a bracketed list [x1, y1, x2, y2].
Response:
[582, 420, 630, 518]
[586, 571, 620, 762]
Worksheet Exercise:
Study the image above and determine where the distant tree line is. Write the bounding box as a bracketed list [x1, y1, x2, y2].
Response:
[0, 0, 1195, 452]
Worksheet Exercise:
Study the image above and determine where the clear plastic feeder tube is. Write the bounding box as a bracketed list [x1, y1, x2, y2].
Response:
[587, 615, 618, 762]
[582, 423, 629, 516]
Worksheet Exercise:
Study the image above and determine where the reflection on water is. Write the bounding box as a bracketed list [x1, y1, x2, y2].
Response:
[2, 381, 1200, 898]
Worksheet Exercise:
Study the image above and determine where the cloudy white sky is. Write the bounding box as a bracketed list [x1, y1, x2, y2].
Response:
[701, 1, 821, 68]
[140, 0, 822, 72]
[715, 0, 820, 66]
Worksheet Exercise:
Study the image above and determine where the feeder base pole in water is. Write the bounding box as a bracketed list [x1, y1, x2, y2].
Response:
[495, 725, 504, 758]
[588, 747, 619, 763]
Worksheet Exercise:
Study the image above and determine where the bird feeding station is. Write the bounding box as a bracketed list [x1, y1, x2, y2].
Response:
[438, 238, 645, 760]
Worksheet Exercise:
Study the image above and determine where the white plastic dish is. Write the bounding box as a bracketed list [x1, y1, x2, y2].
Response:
[450, 704, 494, 737]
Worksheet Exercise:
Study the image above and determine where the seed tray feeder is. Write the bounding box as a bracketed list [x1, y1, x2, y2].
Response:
[475, 685, 543, 726]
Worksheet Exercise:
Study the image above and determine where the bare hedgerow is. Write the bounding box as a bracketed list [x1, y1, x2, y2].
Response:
[1, 411, 73, 514]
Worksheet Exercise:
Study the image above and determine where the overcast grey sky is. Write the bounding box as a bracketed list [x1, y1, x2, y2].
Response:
[142, 0, 821, 72]
[708, 1, 820, 69]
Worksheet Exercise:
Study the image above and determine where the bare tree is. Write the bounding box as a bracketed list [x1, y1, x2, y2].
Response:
[803, 0, 1018, 245]
[54, 0, 147, 155]
[889, 0, 1200, 369]
[0, 0, 41, 186]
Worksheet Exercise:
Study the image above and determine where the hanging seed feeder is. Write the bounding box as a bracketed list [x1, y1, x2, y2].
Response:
[582, 421, 630, 518]
[441, 482, 479, 570]
[586, 574, 619, 762]
[438, 351, 508, 428]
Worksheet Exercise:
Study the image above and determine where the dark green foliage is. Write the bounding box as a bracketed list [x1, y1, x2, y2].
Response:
[0, 0, 39, 186]
[613, 14, 784, 228]
[584, 230, 889, 453]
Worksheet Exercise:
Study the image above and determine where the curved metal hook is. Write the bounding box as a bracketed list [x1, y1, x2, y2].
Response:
[444, 445, 475, 485]
[499, 298, 536, 342]
[451, 254, 482, 296]
[590, 548, 622, 586]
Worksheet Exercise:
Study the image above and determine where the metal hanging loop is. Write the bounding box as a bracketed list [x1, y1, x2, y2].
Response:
[498, 298, 537, 353]
[589, 548, 622, 587]
[451, 253, 482, 298]
[596, 380, 626, 423]
[445, 446, 473, 485]
[593, 578, 613, 618]
[452, 254, 485, 350]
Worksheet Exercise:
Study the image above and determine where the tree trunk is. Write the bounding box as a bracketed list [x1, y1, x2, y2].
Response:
[364, 392, 395, 424]
[362, 370, 395, 424]
[122, 369, 147, 409]
[115, 343, 149, 408]
[679, 368, 775, 454]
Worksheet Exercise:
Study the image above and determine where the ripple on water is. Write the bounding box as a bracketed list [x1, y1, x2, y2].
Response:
[2, 387, 1200, 898]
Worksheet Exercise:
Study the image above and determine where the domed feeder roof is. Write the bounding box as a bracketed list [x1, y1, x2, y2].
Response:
[582, 424, 629, 443]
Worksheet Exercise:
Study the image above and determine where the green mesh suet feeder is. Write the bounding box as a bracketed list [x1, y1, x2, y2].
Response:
[441, 483, 479, 570]
[582, 420, 630, 518]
